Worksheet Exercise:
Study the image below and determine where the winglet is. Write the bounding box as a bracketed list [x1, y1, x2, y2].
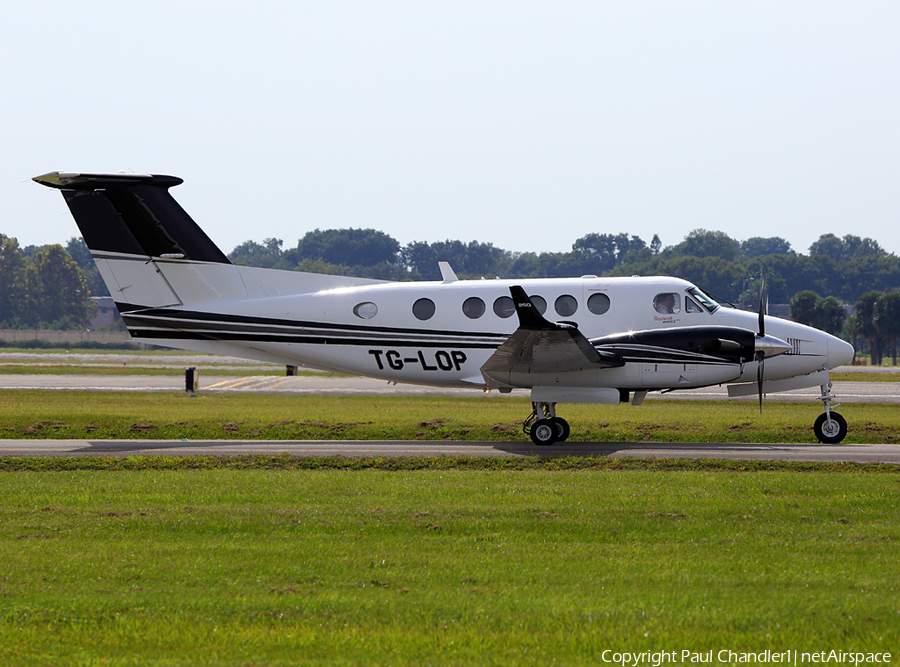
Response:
[509, 285, 555, 330]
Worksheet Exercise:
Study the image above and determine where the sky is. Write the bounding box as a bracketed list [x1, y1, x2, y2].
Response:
[4, 1, 899, 258]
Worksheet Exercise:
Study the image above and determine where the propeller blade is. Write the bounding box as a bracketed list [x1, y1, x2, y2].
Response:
[757, 355, 764, 413]
[757, 273, 766, 337]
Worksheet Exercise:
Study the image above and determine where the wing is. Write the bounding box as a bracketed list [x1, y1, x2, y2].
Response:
[480, 286, 624, 389]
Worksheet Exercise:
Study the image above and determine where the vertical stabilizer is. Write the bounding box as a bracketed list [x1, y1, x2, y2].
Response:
[33, 172, 244, 307]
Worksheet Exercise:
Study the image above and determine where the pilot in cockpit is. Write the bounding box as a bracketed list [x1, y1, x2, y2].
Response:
[654, 293, 680, 314]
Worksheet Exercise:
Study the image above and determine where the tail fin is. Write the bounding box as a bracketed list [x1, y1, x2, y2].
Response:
[34, 172, 242, 308]
[33, 172, 230, 264]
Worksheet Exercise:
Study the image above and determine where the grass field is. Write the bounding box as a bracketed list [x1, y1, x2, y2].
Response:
[3, 389, 900, 444]
[1, 370, 899, 664]
[1, 463, 898, 666]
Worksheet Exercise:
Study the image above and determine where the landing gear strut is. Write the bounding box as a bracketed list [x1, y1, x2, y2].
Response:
[524, 402, 570, 446]
[813, 380, 847, 444]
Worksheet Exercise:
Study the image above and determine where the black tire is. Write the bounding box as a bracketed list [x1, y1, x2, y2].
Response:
[549, 417, 570, 443]
[814, 412, 847, 444]
[530, 419, 557, 446]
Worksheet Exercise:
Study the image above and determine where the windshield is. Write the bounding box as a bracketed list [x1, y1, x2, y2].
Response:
[685, 286, 719, 313]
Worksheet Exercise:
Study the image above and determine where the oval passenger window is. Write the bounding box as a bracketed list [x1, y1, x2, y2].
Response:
[493, 296, 515, 318]
[353, 302, 378, 319]
[462, 297, 485, 319]
[555, 294, 578, 317]
[587, 293, 610, 315]
[529, 295, 547, 315]
[412, 298, 436, 321]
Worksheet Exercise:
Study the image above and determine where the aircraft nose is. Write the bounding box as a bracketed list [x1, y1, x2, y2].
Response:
[827, 335, 855, 368]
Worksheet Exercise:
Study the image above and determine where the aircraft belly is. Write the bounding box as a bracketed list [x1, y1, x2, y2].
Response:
[640, 362, 697, 389]
[637, 362, 738, 390]
[503, 368, 603, 388]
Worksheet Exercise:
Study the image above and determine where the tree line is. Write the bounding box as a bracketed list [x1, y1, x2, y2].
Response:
[231, 227, 898, 303]
[3, 228, 899, 364]
[0, 235, 95, 330]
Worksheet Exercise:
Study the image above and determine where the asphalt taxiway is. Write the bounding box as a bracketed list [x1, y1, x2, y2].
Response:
[1, 439, 897, 463]
[1, 373, 898, 403]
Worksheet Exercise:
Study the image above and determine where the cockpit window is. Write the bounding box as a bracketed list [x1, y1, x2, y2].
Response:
[686, 287, 719, 313]
[685, 297, 703, 313]
[653, 293, 681, 314]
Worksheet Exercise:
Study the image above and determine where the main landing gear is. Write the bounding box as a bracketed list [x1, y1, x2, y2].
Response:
[524, 402, 570, 446]
[813, 380, 847, 444]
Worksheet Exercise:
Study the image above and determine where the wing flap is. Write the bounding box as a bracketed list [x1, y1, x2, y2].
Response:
[480, 286, 623, 389]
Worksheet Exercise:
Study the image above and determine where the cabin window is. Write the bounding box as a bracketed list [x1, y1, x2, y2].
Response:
[685, 297, 703, 313]
[587, 292, 611, 315]
[529, 295, 547, 315]
[653, 293, 681, 314]
[462, 296, 485, 319]
[493, 296, 515, 318]
[412, 298, 436, 321]
[353, 302, 378, 319]
[555, 294, 578, 317]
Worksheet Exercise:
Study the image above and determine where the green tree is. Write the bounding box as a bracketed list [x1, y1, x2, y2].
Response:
[812, 296, 847, 336]
[808, 233, 845, 263]
[229, 238, 288, 269]
[66, 237, 108, 297]
[571, 233, 646, 274]
[668, 229, 740, 262]
[741, 236, 794, 258]
[789, 291, 845, 335]
[854, 291, 885, 365]
[838, 254, 900, 301]
[809, 233, 886, 264]
[24, 245, 91, 329]
[790, 291, 820, 327]
[654, 256, 743, 302]
[0, 234, 26, 326]
[873, 292, 900, 365]
[402, 240, 509, 280]
[295, 229, 399, 269]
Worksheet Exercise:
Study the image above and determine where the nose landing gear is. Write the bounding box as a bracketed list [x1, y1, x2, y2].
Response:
[814, 380, 847, 444]
[524, 402, 570, 446]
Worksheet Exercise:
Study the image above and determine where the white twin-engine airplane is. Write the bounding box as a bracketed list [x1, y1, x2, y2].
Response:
[35, 171, 855, 445]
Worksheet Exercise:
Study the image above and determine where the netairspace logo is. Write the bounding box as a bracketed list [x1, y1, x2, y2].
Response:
[599, 650, 893, 666]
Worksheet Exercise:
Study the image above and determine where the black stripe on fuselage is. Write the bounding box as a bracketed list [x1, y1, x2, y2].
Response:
[128, 329, 504, 349]
[120, 305, 509, 349]
[118, 304, 510, 341]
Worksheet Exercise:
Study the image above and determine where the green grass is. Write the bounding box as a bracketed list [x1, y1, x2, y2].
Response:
[0, 466, 897, 665]
[3, 390, 900, 444]
[830, 371, 900, 382]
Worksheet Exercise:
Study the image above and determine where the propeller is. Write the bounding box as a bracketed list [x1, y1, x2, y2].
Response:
[755, 273, 767, 412]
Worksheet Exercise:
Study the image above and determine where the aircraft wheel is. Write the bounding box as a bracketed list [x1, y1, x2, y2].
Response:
[549, 417, 570, 443]
[530, 419, 558, 446]
[814, 412, 847, 444]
